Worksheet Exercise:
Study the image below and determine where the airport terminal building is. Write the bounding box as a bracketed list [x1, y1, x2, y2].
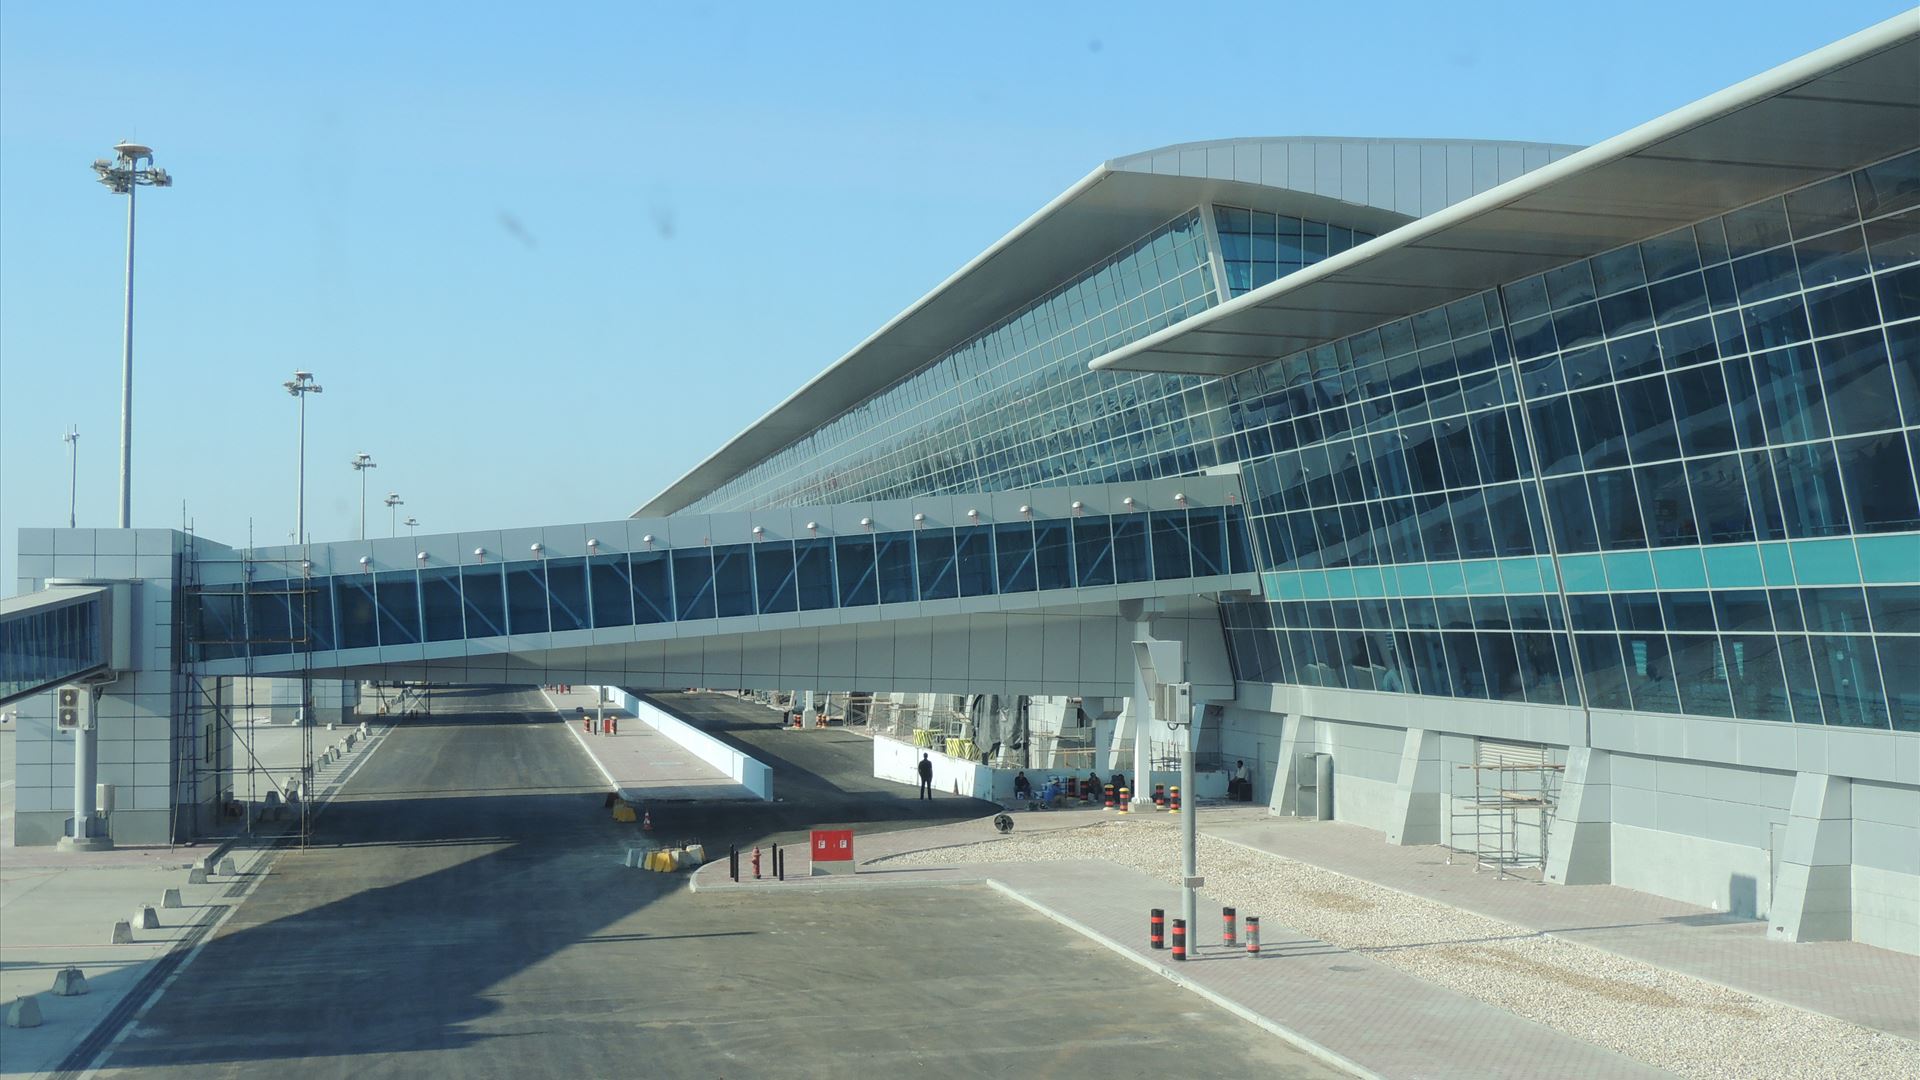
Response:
[5, 18, 1917, 953]
[637, 21, 1920, 952]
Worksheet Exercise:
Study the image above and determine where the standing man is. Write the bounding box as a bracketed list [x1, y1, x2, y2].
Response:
[1232, 759, 1252, 801]
[917, 753, 934, 800]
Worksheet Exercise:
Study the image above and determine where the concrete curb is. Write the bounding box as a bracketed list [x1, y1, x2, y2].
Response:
[982, 877, 1381, 1080]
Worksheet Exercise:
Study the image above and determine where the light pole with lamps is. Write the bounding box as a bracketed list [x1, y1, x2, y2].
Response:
[403, 516, 419, 540]
[91, 142, 172, 529]
[63, 427, 79, 528]
[351, 452, 377, 540]
[385, 492, 404, 538]
[284, 371, 323, 544]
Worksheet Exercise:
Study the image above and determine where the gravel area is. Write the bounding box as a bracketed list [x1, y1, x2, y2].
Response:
[878, 819, 1920, 1080]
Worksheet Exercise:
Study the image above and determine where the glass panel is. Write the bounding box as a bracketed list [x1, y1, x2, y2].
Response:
[334, 577, 379, 650]
[993, 522, 1036, 594]
[1722, 635, 1790, 721]
[1834, 433, 1920, 534]
[632, 550, 674, 623]
[1771, 443, 1850, 538]
[1150, 510, 1192, 580]
[375, 570, 421, 646]
[672, 549, 716, 621]
[915, 529, 958, 601]
[751, 543, 795, 615]
[1187, 507, 1227, 576]
[1073, 516, 1114, 587]
[875, 532, 915, 604]
[419, 566, 465, 642]
[1808, 634, 1890, 727]
[295, 577, 334, 652]
[834, 536, 878, 607]
[1225, 506, 1254, 573]
[588, 554, 634, 628]
[506, 563, 548, 635]
[1034, 521, 1072, 590]
[955, 525, 995, 597]
[712, 544, 755, 617]
[546, 557, 588, 633]
[1620, 631, 1679, 712]
[1669, 633, 1733, 716]
[461, 564, 506, 637]
[1112, 516, 1151, 583]
[794, 538, 836, 610]
[1576, 632, 1633, 709]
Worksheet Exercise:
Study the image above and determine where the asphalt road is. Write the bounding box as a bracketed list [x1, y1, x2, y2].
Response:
[94, 687, 1343, 1079]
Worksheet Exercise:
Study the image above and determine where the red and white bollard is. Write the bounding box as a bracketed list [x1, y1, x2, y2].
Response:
[1246, 916, 1261, 956]
[1171, 918, 1187, 961]
[1222, 906, 1238, 948]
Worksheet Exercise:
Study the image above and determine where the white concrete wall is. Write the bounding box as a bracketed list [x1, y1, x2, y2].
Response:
[874, 736, 1010, 800]
[1851, 780, 1920, 953]
[607, 689, 772, 801]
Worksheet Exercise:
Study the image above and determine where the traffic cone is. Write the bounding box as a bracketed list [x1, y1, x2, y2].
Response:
[641, 810, 654, 832]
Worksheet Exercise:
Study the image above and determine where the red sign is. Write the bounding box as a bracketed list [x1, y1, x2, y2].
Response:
[811, 829, 854, 863]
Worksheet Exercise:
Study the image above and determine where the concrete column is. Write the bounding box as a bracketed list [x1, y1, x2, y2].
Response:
[1385, 728, 1442, 845]
[1545, 747, 1612, 885]
[1769, 772, 1852, 943]
[1268, 714, 1304, 815]
[1129, 617, 1153, 810]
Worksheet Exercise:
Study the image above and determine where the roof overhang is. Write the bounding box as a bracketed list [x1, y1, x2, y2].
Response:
[635, 169, 1423, 517]
[1092, 14, 1920, 378]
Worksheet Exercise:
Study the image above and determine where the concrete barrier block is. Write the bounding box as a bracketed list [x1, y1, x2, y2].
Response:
[133, 906, 160, 930]
[625, 848, 644, 868]
[4, 995, 41, 1028]
[187, 868, 209, 885]
[219, 857, 237, 877]
[162, 888, 183, 908]
[109, 920, 133, 944]
[51, 967, 88, 996]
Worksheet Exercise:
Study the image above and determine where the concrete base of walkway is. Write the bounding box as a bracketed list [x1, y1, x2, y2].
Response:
[542, 688, 761, 802]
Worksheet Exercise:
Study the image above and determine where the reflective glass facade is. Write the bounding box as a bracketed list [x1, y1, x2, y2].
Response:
[1214, 205, 1378, 295]
[0, 597, 104, 700]
[687, 211, 1225, 511]
[1222, 150, 1920, 731]
[186, 506, 1254, 661]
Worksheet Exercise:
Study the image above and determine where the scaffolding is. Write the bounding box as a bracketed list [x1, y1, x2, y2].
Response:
[1445, 762, 1563, 879]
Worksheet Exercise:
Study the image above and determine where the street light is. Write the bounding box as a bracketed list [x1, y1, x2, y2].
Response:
[351, 452, 377, 540]
[91, 141, 172, 529]
[403, 515, 419, 540]
[284, 371, 323, 545]
[384, 492, 404, 537]
[62, 427, 79, 528]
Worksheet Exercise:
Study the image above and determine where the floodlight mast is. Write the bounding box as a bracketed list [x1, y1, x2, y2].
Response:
[91, 141, 173, 528]
[352, 453, 377, 540]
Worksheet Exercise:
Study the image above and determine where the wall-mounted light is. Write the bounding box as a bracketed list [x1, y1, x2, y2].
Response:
[473, 547, 486, 561]
[1017, 504, 1031, 517]
[859, 516, 872, 529]
[751, 525, 765, 538]
[299, 560, 313, 574]
[642, 533, 655, 550]
[1070, 500, 1084, 514]
[805, 521, 818, 533]
[417, 551, 429, 562]
[358, 555, 372, 569]
[587, 537, 600, 551]
[1173, 492, 1187, 505]
[530, 542, 544, 555]
[1122, 496, 1137, 510]
[966, 508, 979, 520]
[912, 512, 925, 523]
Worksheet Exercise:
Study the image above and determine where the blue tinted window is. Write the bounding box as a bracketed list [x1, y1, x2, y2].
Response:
[672, 549, 716, 621]
[1072, 516, 1114, 586]
[1835, 433, 1920, 534]
[993, 522, 1036, 593]
[375, 571, 421, 645]
[1809, 634, 1889, 728]
[547, 557, 588, 632]
[752, 543, 796, 615]
[1771, 443, 1850, 538]
[712, 545, 755, 617]
[875, 532, 915, 604]
[834, 537, 877, 607]
[419, 566, 464, 642]
[1150, 511, 1192, 580]
[915, 530, 957, 600]
[955, 525, 995, 596]
[588, 554, 634, 628]
[247, 587, 292, 657]
[1112, 517, 1151, 583]
[505, 564, 548, 635]
[632, 550, 673, 623]
[1723, 636, 1790, 721]
[461, 565, 506, 637]
[794, 538, 835, 610]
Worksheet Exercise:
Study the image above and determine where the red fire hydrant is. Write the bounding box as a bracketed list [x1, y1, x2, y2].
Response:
[751, 845, 762, 880]
[608, 715, 618, 735]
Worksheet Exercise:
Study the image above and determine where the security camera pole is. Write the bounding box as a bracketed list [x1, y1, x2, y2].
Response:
[91, 142, 172, 529]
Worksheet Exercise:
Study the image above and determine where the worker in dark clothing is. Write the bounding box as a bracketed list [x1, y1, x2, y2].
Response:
[1110, 771, 1127, 796]
[1013, 771, 1032, 798]
[918, 753, 934, 799]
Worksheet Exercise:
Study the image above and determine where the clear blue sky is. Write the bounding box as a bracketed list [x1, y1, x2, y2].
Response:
[2, 1, 1910, 584]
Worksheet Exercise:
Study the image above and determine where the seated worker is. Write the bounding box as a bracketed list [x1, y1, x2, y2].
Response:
[1232, 759, 1253, 801]
[1085, 771, 1102, 799]
[1013, 771, 1032, 798]
[1110, 771, 1127, 796]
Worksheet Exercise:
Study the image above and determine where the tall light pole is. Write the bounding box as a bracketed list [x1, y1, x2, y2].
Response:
[351, 452, 377, 540]
[63, 427, 80, 528]
[403, 516, 419, 540]
[385, 492, 403, 538]
[91, 142, 172, 529]
[284, 371, 323, 545]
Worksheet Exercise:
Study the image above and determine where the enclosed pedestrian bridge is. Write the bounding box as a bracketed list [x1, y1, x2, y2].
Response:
[0, 586, 126, 706]
[177, 476, 1255, 699]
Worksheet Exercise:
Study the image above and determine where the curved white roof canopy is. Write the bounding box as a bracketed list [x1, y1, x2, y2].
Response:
[1090, 13, 1920, 378]
[636, 136, 1574, 516]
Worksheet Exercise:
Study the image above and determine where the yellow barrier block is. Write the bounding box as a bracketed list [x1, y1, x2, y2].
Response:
[612, 803, 637, 823]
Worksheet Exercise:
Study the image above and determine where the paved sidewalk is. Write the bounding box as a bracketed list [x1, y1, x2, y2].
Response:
[1201, 812, 1920, 1039]
[691, 811, 1661, 1079]
[0, 720, 392, 1078]
[539, 687, 759, 802]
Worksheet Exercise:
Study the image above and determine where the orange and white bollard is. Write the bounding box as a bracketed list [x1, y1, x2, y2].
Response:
[1117, 787, 1130, 814]
[641, 810, 654, 832]
[1246, 916, 1261, 956]
[1153, 784, 1166, 810]
[1170, 785, 1182, 813]
[1171, 918, 1187, 961]
[1103, 784, 1114, 810]
[1222, 906, 1238, 948]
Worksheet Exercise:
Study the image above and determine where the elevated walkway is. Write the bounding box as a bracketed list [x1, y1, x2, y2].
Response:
[0, 586, 112, 706]
[179, 477, 1256, 698]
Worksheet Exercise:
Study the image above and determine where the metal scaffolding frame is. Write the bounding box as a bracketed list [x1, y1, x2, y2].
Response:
[1445, 761, 1563, 880]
